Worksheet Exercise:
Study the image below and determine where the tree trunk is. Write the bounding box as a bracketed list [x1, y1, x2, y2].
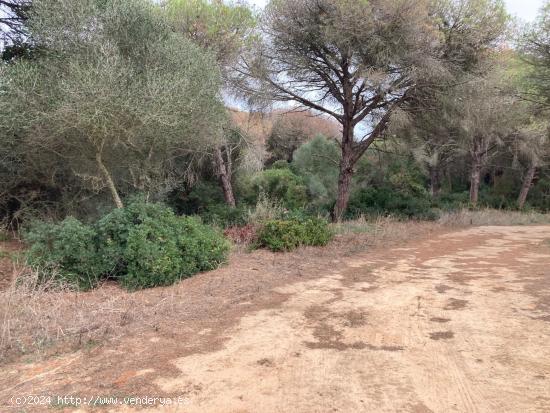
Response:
[429, 166, 440, 197]
[333, 121, 355, 222]
[469, 158, 482, 207]
[517, 164, 537, 210]
[214, 145, 236, 207]
[96, 152, 123, 209]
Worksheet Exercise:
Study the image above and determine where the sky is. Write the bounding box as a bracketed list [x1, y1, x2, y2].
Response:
[247, 0, 544, 23]
[504, 0, 543, 22]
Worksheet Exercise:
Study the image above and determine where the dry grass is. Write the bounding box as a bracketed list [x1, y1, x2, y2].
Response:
[335, 209, 550, 237]
[331, 215, 399, 236]
[438, 208, 550, 227]
[330, 217, 442, 256]
[247, 193, 286, 225]
[0, 267, 137, 363]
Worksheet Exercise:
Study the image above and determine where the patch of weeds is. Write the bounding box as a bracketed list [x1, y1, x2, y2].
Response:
[257, 217, 332, 251]
[33, 337, 53, 351]
[0, 250, 21, 262]
[10, 251, 24, 262]
[83, 338, 101, 351]
[331, 216, 375, 235]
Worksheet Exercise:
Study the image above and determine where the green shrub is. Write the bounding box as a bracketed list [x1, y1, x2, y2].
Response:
[529, 176, 550, 212]
[281, 208, 314, 222]
[96, 201, 177, 276]
[301, 217, 333, 246]
[167, 181, 225, 216]
[121, 215, 230, 290]
[242, 169, 308, 210]
[25, 200, 230, 291]
[432, 191, 470, 210]
[270, 160, 291, 170]
[258, 220, 302, 251]
[478, 188, 517, 210]
[200, 204, 248, 228]
[97, 201, 230, 290]
[24, 218, 107, 290]
[347, 187, 438, 220]
[258, 217, 332, 252]
[167, 181, 249, 228]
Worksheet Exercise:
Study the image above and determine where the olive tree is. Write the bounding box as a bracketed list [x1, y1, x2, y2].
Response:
[0, 0, 224, 213]
[235, 0, 441, 221]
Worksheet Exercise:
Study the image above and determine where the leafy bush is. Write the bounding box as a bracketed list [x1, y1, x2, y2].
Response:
[200, 204, 248, 228]
[242, 169, 308, 209]
[121, 215, 229, 290]
[97, 201, 229, 290]
[270, 160, 291, 170]
[300, 217, 333, 246]
[258, 220, 303, 251]
[478, 188, 517, 210]
[344, 153, 442, 220]
[25, 218, 107, 290]
[257, 217, 332, 252]
[347, 187, 438, 220]
[281, 208, 315, 222]
[168, 182, 226, 216]
[529, 175, 550, 212]
[96, 201, 178, 277]
[25, 201, 230, 291]
[431, 191, 470, 210]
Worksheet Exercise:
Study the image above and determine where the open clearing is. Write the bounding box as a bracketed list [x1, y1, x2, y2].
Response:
[1, 225, 550, 412]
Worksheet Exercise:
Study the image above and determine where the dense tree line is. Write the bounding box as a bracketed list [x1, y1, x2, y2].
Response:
[0, 0, 548, 229]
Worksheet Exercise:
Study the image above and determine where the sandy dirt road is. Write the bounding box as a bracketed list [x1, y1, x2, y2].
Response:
[2, 225, 550, 412]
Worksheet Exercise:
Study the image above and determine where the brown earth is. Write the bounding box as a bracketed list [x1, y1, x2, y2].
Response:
[0, 239, 23, 291]
[1, 225, 550, 412]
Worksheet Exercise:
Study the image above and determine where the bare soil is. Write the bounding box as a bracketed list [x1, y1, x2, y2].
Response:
[1, 225, 550, 412]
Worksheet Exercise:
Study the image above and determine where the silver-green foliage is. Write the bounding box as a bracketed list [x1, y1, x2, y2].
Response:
[0, 0, 225, 211]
